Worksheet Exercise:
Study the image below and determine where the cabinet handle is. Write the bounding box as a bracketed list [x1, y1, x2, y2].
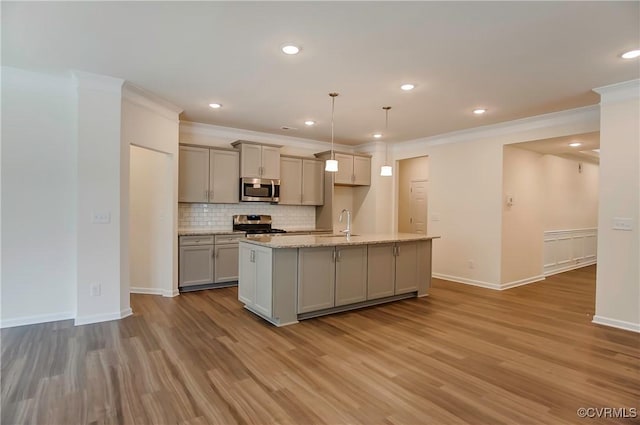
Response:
[396, 245, 400, 256]
[337, 250, 342, 262]
[250, 250, 255, 263]
[393, 246, 397, 256]
[332, 250, 336, 262]
[215, 248, 219, 258]
[204, 189, 208, 200]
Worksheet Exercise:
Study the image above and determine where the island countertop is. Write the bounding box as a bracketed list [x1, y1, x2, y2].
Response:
[240, 233, 439, 249]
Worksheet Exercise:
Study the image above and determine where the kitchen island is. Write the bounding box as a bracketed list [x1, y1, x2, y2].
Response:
[238, 233, 438, 326]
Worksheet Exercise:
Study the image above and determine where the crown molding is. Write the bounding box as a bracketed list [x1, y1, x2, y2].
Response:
[72, 70, 124, 93]
[394, 104, 599, 155]
[180, 121, 353, 152]
[123, 82, 183, 122]
[593, 79, 640, 104]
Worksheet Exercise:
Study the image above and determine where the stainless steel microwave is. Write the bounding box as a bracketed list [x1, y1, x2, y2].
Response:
[240, 178, 280, 202]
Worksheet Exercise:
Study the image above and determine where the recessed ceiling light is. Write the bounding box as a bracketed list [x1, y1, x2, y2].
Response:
[281, 44, 300, 55]
[473, 108, 487, 115]
[373, 133, 383, 138]
[621, 49, 640, 59]
[569, 142, 582, 147]
[209, 103, 222, 109]
[400, 83, 415, 91]
[304, 120, 315, 126]
[592, 149, 600, 153]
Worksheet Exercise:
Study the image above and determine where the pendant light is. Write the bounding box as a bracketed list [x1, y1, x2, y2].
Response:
[325, 92, 339, 172]
[380, 106, 393, 176]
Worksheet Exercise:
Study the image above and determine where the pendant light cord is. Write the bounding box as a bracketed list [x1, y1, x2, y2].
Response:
[330, 93, 338, 160]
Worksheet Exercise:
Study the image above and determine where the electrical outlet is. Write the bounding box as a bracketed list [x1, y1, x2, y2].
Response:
[91, 211, 111, 224]
[468, 260, 475, 269]
[91, 282, 101, 296]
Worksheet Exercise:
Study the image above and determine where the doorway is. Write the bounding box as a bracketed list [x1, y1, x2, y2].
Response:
[397, 156, 429, 233]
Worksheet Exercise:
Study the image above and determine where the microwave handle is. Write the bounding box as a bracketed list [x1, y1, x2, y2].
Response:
[271, 180, 275, 197]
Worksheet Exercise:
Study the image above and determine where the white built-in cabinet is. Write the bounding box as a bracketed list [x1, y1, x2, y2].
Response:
[279, 156, 324, 205]
[231, 141, 281, 179]
[178, 145, 239, 203]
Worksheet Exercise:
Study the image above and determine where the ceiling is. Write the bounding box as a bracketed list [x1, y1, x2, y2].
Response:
[2, 2, 639, 146]
[512, 131, 600, 164]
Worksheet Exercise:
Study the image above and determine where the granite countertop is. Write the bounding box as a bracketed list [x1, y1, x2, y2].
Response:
[240, 233, 439, 249]
[178, 229, 245, 236]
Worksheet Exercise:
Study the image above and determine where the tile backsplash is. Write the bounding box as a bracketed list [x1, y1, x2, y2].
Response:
[179, 203, 316, 230]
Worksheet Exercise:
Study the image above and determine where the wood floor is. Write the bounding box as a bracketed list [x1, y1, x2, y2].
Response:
[2, 265, 639, 425]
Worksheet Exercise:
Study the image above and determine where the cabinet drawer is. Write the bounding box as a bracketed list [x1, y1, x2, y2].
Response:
[179, 235, 214, 246]
[215, 234, 244, 245]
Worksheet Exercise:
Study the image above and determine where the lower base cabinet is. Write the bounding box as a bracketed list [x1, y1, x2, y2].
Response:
[179, 234, 242, 290]
[335, 245, 367, 306]
[367, 243, 395, 299]
[395, 242, 418, 294]
[297, 247, 335, 313]
[238, 244, 273, 317]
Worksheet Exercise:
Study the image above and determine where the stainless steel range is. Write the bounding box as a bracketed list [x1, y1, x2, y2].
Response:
[232, 215, 287, 236]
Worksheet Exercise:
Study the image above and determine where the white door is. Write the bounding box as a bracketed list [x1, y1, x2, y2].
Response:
[410, 180, 428, 234]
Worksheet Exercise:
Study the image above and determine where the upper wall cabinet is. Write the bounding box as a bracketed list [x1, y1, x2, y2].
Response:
[179, 145, 239, 203]
[315, 151, 371, 186]
[231, 140, 281, 179]
[280, 156, 324, 206]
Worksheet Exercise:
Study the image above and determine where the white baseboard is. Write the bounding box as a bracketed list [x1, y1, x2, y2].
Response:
[75, 307, 133, 326]
[432, 273, 502, 290]
[500, 275, 546, 290]
[130, 286, 179, 297]
[433, 273, 545, 291]
[544, 259, 597, 277]
[0, 311, 75, 329]
[592, 315, 640, 333]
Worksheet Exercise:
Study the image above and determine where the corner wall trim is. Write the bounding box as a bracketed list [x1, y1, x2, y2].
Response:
[592, 315, 640, 333]
[500, 275, 546, 290]
[433, 273, 502, 290]
[75, 308, 133, 326]
[130, 287, 179, 297]
[0, 311, 75, 329]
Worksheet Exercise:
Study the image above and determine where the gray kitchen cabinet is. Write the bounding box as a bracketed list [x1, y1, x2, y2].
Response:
[315, 151, 371, 186]
[280, 156, 324, 205]
[367, 243, 396, 299]
[179, 145, 239, 204]
[353, 155, 371, 186]
[297, 247, 335, 313]
[209, 149, 239, 203]
[394, 242, 419, 294]
[238, 244, 273, 317]
[179, 236, 215, 288]
[232, 141, 281, 179]
[178, 146, 209, 203]
[214, 234, 242, 283]
[335, 245, 368, 306]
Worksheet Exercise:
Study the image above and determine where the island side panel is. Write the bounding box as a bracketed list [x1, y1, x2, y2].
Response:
[417, 239, 432, 297]
[272, 248, 299, 326]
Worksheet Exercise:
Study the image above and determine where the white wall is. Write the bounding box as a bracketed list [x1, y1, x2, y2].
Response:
[542, 155, 599, 230]
[122, 85, 181, 298]
[593, 80, 640, 333]
[392, 106, 600, 289]
[501, 146, 544, 286]
[1, 67, 77, 327]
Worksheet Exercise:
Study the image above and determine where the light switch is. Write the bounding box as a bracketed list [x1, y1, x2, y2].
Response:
[612, 217, 632, 231]
[431, 213, 440, 222]
[91, 211, 111, 224]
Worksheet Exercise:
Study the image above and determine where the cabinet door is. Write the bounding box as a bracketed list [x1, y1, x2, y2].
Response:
[302, 159, 324, 205]
[240, 144, 262, 178]
[335, 245, 367, 306]
[210, 149, 239, 203]
[179, 245, 214, 287]
[261, 146, 281, 179]
[367, 243, 395, 299]
[353, 156, 371, 186]
[178, 146, 209, 202]
[253, 248, 273, 317]
[395, 242, 418, 294]
[298, 247, 336, 313]
[238, 244, 256, 305]
[279, 157, 302, 204]
[334, 153, 354, 185]
[214, 244, 239, 283]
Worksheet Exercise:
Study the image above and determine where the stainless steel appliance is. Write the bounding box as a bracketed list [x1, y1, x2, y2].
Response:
[232, 215, 286, 236]
[240, 178, 280, 202]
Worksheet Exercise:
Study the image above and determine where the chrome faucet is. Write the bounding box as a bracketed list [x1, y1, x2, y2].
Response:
[339, 209, 352, 237]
